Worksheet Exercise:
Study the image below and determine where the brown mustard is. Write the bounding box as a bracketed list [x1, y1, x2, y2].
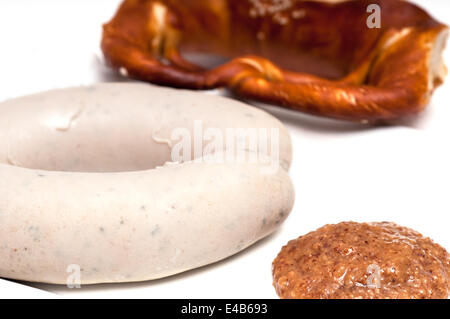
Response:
[272, 222, 450, 299]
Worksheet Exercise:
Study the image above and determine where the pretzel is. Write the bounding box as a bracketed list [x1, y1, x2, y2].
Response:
[101, 0, 448, 122]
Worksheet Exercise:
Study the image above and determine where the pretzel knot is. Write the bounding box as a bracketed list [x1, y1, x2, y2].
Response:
[233, 57, 284, 82]
[102, 0, 448, 123]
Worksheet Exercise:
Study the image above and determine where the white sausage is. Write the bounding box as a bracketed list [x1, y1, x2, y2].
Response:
[0, 83, 294, 284]
[0, 83, 292, 172]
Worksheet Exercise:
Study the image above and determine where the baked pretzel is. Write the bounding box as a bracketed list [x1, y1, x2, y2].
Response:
[101, 0, 448, 122]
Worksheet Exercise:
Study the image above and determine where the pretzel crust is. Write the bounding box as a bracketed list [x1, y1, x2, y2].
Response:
[101, 0, 448, 122]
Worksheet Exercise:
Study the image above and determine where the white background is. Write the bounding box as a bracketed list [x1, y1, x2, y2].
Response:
[0, 0, 449, 298]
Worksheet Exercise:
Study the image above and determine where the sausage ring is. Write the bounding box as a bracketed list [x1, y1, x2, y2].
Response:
[0, 83, 294, 284]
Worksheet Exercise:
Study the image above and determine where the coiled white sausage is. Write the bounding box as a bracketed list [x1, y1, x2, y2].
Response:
[0, 83, 294, 284]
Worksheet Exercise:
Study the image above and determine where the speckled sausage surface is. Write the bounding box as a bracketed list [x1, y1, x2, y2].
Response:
[0, 83, 294, 284]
